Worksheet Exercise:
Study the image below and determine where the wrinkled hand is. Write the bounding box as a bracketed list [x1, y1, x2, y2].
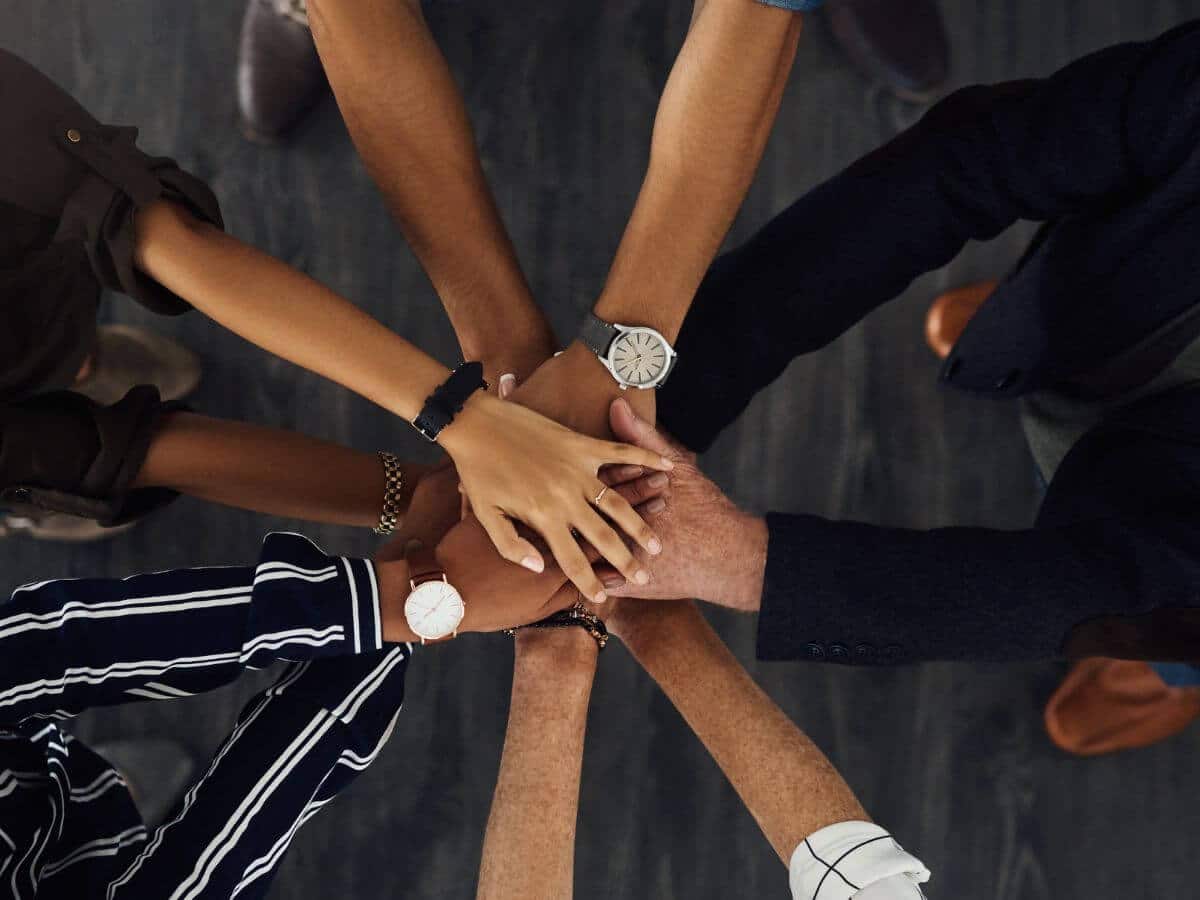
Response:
[598, 398, 767, 612]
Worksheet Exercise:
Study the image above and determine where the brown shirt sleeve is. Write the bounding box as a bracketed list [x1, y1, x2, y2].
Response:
[0, 386, 180, 526]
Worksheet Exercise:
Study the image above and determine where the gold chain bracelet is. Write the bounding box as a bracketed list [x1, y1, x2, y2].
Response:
[373, 451, 404, 535]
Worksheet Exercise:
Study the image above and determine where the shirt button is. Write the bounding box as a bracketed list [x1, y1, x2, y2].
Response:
[805, 642, 826, 661]
[854, 643, 876, 663]
[829, 643, 850, 663]
[66, 128, 82, 143]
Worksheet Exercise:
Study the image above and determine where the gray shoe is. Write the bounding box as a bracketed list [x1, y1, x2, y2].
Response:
[0, 513, 138, 542]
[91, 738, 200, 829]
[73, 324, 202, 406]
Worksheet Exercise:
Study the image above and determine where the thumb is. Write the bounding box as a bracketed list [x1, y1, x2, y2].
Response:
[609, 398, 675, 458]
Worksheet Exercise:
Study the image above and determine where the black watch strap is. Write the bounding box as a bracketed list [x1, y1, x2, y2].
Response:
[579, 312, 620, 358]
[412, 361, 487, 442]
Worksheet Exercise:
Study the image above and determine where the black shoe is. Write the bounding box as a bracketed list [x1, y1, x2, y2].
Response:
[237, 0, 327, 144]
[826, 0, 950, 103]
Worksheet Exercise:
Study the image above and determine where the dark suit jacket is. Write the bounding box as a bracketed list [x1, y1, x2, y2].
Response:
[659, 21, 1200, 665]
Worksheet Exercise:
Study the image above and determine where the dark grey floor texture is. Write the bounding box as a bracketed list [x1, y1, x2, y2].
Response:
[4, 1, 1200, 897]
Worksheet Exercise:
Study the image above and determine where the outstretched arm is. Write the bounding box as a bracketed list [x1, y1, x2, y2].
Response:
[612, 600, 864, 861]
[307, 0, 555, 382]
[476, 618, 599, 900]
[131, 411, 425, 528]
[592, 0, 804, 341]
[130, 199, 669, 599]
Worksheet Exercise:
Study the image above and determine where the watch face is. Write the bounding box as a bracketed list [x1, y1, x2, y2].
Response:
[609, 328, 670, 387]
[404, 580, 466, 641]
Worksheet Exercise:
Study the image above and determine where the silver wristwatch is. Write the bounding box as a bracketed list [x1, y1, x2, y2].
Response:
[578, 312, 678, 390]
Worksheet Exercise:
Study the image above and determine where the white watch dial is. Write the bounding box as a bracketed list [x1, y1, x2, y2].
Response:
[610, 328, 670, 387]
[404, 580, 465, 641]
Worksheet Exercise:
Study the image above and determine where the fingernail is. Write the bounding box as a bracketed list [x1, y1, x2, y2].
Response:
[645, 498, 667, 515]
[499, 374, 516, 398]
[635, 570, 650, 585]
[602, 575, 624, 589]
[594, 591, 608, 604]
[648, 473, 669, 489]
[521, 556, 544, 573]
[660, 457, 675, 470]
[648, 538, 663, 555]
[623, 466, 645, 479]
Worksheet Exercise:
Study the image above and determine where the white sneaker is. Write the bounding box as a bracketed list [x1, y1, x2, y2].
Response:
[74, 325, 201, 406]
[0, 513, 138, 543]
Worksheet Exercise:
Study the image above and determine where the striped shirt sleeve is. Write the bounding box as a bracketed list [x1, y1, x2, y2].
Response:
[790, 822, 931, 899]
[0, 532, 388, 728]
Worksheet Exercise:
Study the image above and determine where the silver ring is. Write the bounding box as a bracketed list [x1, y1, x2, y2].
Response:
[593, 486, 609, 506]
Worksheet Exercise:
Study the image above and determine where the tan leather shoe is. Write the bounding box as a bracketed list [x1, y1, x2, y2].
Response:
[924, 281, 997, 360]
[1044, 658, 1200, 756]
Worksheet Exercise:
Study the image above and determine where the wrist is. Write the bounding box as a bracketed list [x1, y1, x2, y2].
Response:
[375, 559, 419, 644]
[514, 626, 599, 673]
[724, 510, 768, 613]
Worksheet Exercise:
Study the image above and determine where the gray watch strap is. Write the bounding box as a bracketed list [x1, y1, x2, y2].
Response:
[580, 312, 619, 358]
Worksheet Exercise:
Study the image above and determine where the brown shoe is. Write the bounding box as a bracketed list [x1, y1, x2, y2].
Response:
[924, 281, 997, 360]
[826, 0, 951, 103]
[237, 0, 327, 143]
[1044, 658, 1200, 757]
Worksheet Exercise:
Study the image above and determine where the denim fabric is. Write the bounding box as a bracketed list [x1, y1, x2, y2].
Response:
[758, 0, 824, 9]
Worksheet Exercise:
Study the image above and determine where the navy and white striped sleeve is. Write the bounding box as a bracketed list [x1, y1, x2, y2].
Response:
[0, 532, 389, 728]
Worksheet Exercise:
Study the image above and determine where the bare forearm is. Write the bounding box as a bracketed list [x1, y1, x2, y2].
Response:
[308, 0, 554, 371]
[131, 411, 424, 528]
[620, 604, 865, 863]
[595, 1, 801, 341]
[477, 629, 598, 900]
[132, 200, 449, 421]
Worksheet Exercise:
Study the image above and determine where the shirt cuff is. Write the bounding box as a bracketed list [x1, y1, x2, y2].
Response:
[790, 822, 930, 900]
[245, 533, 387, 667]
[757, 0, 825, 10]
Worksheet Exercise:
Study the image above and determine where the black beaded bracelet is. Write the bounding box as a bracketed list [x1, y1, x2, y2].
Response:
[504, 604, 609, 650]
[412, 361, 488, 442]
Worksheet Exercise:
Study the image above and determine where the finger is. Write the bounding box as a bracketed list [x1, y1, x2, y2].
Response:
[534, 586, 583, 619]
[544, 527, 609, 604]
[600, 464, 645, 487]
[498, 373, 517, 399]
[609, 397, 677, 457]
[611, 472, 670, 507]
[595, 483, 663, 557]
[574, 505, 649, 588]
[476, 508, 545, 573]
[592, 438, 674, 473]
[593, 564, 627, 591]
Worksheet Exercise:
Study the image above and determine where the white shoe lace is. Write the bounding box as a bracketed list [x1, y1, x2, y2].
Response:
[274, 0, 308, 28]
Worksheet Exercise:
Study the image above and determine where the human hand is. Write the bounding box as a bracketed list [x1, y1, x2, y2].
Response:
[434, 515, 580, 633]
[376, 461, 463, 564]
[440, 377, 671, 604]
[598, 398, 768, 612]
[511, 340, 656, 437]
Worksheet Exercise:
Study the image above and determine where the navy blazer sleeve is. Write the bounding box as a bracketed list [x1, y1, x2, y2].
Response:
[659, 21, 1200, 453]
[756, 405, 1200, 664]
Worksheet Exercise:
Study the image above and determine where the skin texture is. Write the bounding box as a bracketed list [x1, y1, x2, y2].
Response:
[475, 621, 598, 900]
[131, 411, 418, 529]
[602, 399, 769, 612]
[130, 199, 668, 595]
[306, 0, 556, 383]
[301, 0, 801, 623]
[601, 599, 869, 863]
